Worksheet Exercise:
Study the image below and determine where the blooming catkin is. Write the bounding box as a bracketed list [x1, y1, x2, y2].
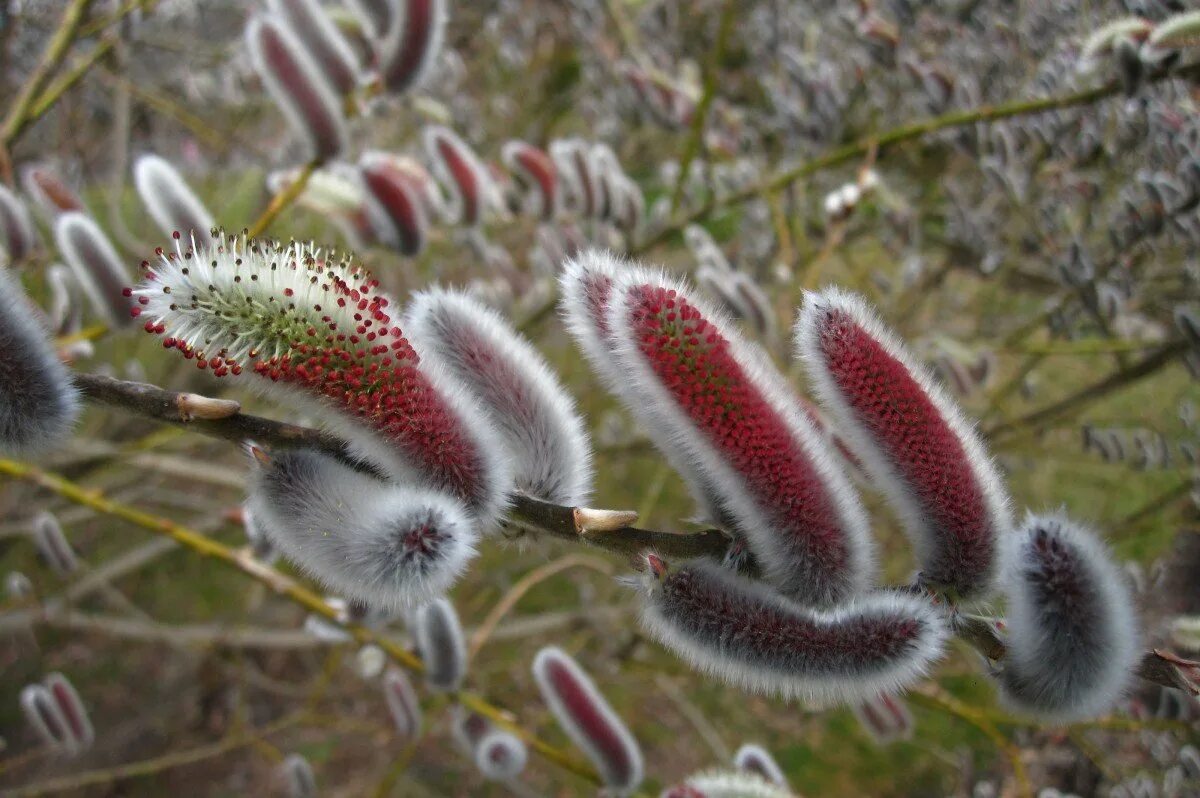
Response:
[248, 448, 477, 610]
[246, 15, 347, 162]
[997, 514, 1140, 722]
[54, 212, 135, 328]
[132, 155, 215, 241]
[130, 234, 511, 523]
[0, 267, 79, 455]
[414, 597, 466, 692]
[636, 557, 948, 707]
[380, 0, 447, 94]
[405, 288, 593, 505]
[605, 262, 873, 607]
[796, 288, 1011, 600]
[532, 646, 643, 795]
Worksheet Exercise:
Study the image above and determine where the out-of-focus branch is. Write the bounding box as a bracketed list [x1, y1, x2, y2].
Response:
[0, 457, 602, 786]
[63, 371, 1200, 696]
[637, 62, 1200, 252]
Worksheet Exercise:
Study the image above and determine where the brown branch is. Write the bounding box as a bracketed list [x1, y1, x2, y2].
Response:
[68, 372, 1199, 696]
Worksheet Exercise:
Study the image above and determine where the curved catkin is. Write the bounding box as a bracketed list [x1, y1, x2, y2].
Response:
[131, 235, 511, 523]
[268, 0, 362, 95]
[31, 511, 78, 575]
[662, 770, 794, 798]
[636, 558, 948, 707]
[414, 597, 466, 692]
[560, 251, 736, 531]
[132, 155, 215, 241]
[0, 267, 80, 455]
[43, 673, 94, 752]
[997, 514, 1140, 722]
[53, 212, 134, 328]
[852, 691, 914, 745]
[796, 288, 1011, 600]
[359, 152, 430, 256]
[248, 449, 478, 610]
[531, 646, 643, 795]
[732, 744, 788, 788]
[380, 0, 447, 94]
[382, 667, 421, 737]
[246, 15, 347, 162]
[501, 141, 558, 220]
[423, 126, 490, 227]
[281, 753, 317, 798]
[405, 289, 593, 505]
[607, 263, 873, 607]
[0, 184, 38, 261]
[20, 684, 73, 754]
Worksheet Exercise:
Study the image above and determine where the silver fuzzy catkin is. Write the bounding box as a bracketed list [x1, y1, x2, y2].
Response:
[53, 212, 134, 328]
[405, 288, 593, 505]
[248, 448, 478, 610]
[414, 597, 467, 692]
[997, 513, 1141, 722]
[636, 557, 948, 707]
[132, 155, 215, 241]
[0, 267, 79, 455]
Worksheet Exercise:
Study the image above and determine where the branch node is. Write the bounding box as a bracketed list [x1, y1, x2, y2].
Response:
[573, 507, 639, 535]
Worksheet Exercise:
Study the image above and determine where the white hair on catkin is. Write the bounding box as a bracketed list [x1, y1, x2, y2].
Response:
[379, 0, 448, 95]
[0, 183, 38, 260]
[267, 0, 362, 95]
[602, 260, 873, 607]
[53, 212, 133, 328]
[0, 267, 79, 455]
[405, 288, 593, 505]
[531, 645, 644, 795]
[414, 597, 467, 692]
[662, 769, 795, 798]
[732, 743, 789, 788]
[795, 287, 1011, 600]
[247, 449, 478, 611]
[636, 558, 948, 708]
[475, 729, 528, 781]
[382, 667, 422, 737]
[559, 250, 743, 531]
[131, 234, 513, 525]
[245, 15, 347, 162]
[132, 155, 215, 240]
[997, 513, 1140, 722]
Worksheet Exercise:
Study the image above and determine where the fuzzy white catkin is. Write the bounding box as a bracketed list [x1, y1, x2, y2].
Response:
[414, 597, 467, 692]
[997, 513, 1141, 722]
[405, 288, 593, 505]
[132, 155, 215, 240]
[248, 449, 478, 610]
[0, 267, 80, 455]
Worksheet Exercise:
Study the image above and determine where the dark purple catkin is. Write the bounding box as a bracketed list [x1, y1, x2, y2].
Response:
[0, 183, 38, 261]
[246, 15, 348, 162]
[414, 597, 466, 692]
[851, 691, 914, 745]
[532, 645, 643, 795]
[379, 0, 447, 95]
[996, 513, 1141, 722]
[796, 289, 1011, 600]
[382, 667, 421, 737]
[0, 267, 79, 456]
[268, 0, 362, 95]
[20, 673, 93, 755]
[53, 212, 134, 328]
[635, 556, 948, 707]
